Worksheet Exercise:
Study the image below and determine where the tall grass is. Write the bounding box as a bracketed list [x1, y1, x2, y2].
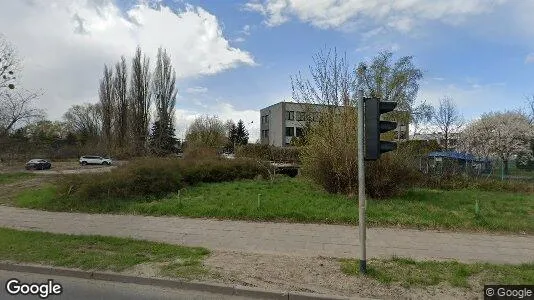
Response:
[17, 176, 534, 233]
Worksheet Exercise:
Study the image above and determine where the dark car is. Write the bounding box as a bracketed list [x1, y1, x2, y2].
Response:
[25, 159, 52, 170]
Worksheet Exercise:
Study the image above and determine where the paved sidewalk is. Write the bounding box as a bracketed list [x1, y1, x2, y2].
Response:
[0, 206, 532, 264]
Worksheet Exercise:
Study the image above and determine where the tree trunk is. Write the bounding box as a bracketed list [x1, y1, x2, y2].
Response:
[503, 159, 509, 175]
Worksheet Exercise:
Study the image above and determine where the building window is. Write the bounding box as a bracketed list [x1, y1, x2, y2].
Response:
[296, 111, 305, 121]
[262, 130, 269, 138]
[261, 115, 269, 124]
[285, 127, 294, 137]
[296, 127, 303, 137]
[308, 112, 319, 121]
[286, 111, 294, 121]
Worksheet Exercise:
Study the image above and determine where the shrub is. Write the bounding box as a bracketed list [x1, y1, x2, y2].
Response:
[420, 176, 534, 194]
[57, 157, 268, 201]
[59, 158, 183, 201]
[365, 151, 423, 198]
[235, 144, 300, 163]
[180, 158, 269, 185]
[398, 139, 441, 155]
[516, 150, 534, 171]
[183, 146, 219, 160]
[300, 107, 421, 198]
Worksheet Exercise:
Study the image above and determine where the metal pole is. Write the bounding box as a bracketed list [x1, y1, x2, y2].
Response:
[357, 89, 366, 274]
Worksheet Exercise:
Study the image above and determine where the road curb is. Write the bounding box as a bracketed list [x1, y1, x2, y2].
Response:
[0, 262, 370, 300]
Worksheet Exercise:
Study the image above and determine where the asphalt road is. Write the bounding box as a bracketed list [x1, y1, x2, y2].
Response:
[0, 270, 253, 300]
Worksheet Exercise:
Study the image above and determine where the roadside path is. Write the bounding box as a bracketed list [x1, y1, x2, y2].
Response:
[0, 206, 532, 264]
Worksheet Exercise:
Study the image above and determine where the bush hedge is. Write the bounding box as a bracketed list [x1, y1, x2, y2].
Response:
[235, 144, 300, 163]
[419, 175, 534, 194]
[57, 158, 268, 201]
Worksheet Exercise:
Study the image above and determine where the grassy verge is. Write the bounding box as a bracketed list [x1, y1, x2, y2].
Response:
[15, 177, 534, 233]
[0, 227, 210, 279]
[0, 172, 34, 185]
[341, 257, 534, 287]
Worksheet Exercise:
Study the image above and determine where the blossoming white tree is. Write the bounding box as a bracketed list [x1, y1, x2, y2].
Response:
[459, 111, 534, 175]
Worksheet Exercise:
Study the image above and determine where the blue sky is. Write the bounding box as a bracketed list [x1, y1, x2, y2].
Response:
[162, 0, 534, 124]
[2, 0, 534, 141]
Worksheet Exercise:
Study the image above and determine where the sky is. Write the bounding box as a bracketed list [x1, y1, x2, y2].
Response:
[1, 0, 534, 142]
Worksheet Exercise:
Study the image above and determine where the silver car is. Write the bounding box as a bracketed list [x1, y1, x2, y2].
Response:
[79, 155, 112, 166]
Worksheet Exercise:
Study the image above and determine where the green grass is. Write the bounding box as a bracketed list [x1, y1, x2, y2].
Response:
[341, 257, 534, 287]
[0, 172, 34, 184]
[15, 177, 534, 233]
[0, 227, 210, 278]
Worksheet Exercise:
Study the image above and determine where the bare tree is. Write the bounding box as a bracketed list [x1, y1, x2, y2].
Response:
[129, 46, 151, 156]
[291, 48, 359, 195]
[113, 56, 128, 149]
[0, 35, 19, 92]
[0, 90, 44, 137]
[63, 103, 102, 144]
[291, 47, 354, 107]
[99, 65, 113, 152]
[185, 115, 227, 148]
[410, 103, 433, 136]
[0, 36, 44, 141]
[291, 48, 355, 143]
[432, 97, 463, 150]
[356, 51, 425, 139]
[151, 47, 177, 153]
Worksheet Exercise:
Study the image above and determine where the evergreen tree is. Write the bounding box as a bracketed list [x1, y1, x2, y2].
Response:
[149, 120, 177, 156]
[235, 119, 249, 145]
[226, 122, 237, 152]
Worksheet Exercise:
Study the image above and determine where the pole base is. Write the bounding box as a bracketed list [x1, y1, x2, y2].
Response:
[360, 260, 367, 274]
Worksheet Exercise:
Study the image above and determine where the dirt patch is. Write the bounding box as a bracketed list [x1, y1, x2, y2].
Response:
[119, 250, 481, 299]
[124, 262, 163, 278]
[200, 251, 478, 300]
[0, 176, 56, 205]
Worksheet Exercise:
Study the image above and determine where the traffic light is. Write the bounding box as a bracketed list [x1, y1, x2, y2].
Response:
[364, 97, 397, 161]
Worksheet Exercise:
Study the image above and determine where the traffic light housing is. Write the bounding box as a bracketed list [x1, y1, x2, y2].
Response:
[364, 97, 397, 161]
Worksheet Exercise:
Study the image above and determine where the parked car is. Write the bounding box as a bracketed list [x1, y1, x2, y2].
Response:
[25, 159, 51, 170]
[79, 155, 113, 166]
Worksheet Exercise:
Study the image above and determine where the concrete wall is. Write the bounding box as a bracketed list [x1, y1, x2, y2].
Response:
[260, 103, 284, 146]
[260, 102, 334, 147]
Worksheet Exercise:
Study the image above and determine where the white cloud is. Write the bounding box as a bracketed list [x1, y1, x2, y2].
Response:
[245, 0, 507, 32]
[174, 101, 260, 142]
[185, 86, 208, 94]
[233, 24, 252, 43]
[526, 53, 534, 63]
[0, 0, 255, 120]
[241, 25, 252, 35]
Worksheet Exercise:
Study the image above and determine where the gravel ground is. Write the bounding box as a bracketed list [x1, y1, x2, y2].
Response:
[0, 160, 125, 174]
